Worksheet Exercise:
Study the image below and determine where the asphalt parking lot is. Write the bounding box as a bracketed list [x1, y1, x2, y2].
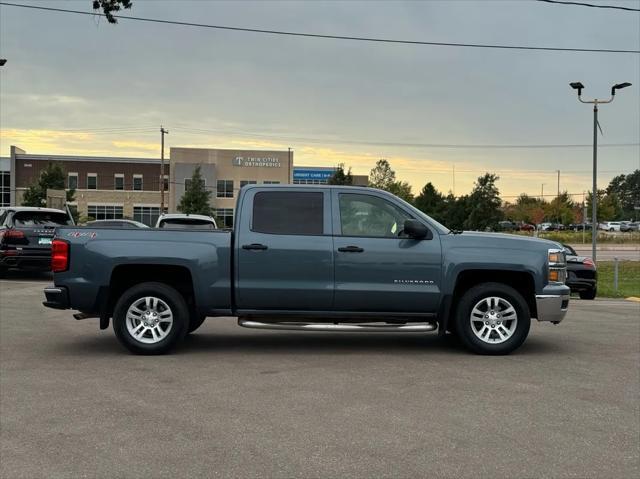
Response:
[1, 275, 638, 479]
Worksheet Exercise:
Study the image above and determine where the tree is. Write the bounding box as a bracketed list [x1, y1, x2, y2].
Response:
[586, 189, 620, 223]
[93, 0, 133, 23]
[388, 181, 414, 203]
[509, 194, 545, 225]
[543, 192, 576, 225]
[606, 170, 639, 219]
[442, 194, 470, 230]
[464, 173, 503, 231]
[328, 163, 353, 185]
[369, 159, 396, 191]
[177, 166, 213, 216]
[414, 183, 446, 223]
[22, 163, 75, 207]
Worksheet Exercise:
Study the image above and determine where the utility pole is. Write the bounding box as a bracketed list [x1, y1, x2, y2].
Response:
[288, 147, 292, 183]
[453, 164, 456, 197]
[160, 126, 169, 213]
[541, 183, 545, 201]
[569, 81, 631, 263]
[556, 169, 560, 224]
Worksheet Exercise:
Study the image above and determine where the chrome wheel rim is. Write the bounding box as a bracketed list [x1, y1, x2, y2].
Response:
[469, 296, 518, 344]
[125, 296, 173, 344]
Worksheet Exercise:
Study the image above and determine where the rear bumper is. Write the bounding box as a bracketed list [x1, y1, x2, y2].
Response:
[536, 286, 570, 323]
[43, 286, 70, 310]
[1, 250, 51, 270]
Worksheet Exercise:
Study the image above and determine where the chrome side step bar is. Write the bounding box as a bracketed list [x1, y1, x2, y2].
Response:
[238, 319, 437, 333]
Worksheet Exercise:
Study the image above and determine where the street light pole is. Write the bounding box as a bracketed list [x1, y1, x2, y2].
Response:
[160, 126, 169, 213]
[569, 81, 631, 263]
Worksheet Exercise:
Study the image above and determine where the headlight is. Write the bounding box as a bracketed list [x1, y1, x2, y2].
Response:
[548, 248, 567, 284]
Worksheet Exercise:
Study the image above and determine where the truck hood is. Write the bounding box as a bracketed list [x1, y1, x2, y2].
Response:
[448, 231, 562, 251]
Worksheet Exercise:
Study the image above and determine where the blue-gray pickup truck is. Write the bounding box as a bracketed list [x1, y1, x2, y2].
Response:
[43, 185, 570, 355]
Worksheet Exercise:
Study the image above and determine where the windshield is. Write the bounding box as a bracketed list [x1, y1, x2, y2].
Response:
[13, 211, 72, 227]
[159, 219, 215, 229]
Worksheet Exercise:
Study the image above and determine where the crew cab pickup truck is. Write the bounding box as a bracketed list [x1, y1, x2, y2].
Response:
[43, 185, 570, 355]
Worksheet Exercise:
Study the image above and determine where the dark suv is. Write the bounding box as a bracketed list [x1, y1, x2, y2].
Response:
[0, 207, 73, 273]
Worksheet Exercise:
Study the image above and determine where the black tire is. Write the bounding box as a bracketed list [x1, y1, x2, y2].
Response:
[579, 288, 597, 300]
[454, 282, 531, 355]
[112, 282, 189, 355]
[187, 315, 206, 334]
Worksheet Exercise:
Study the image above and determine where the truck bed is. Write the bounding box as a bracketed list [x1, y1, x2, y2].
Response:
[54, 226, 232, 315]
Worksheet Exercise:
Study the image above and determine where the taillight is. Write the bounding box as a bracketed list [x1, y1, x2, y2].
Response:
[583, 258, 596, 269]
[51, 239, 69, 272]
[0, 229, 26, 242]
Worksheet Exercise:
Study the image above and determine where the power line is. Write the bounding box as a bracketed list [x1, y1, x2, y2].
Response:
[1, 2, 638, 54]
[536, 0, 640, 12]
[172, 125, 639, 150]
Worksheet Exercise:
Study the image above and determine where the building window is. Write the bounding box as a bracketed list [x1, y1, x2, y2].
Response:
[87, 205, 123, 221]
[263, 181, 280, 185]
[252, 191, 323, 235]
[114, 174, 124, 191]
[68, 173, 78, 190]
[133, 175, 143, 191]
[0, 171, 10, 207]
[217, 180, 234, 198]
[293, 179, 326, 185]
[87, 173, 97, 190]
[133, 206, 164, 227]
[162, 175, 169, 191]
[240, 180, 257, 188]
[215, 208, 234, 228]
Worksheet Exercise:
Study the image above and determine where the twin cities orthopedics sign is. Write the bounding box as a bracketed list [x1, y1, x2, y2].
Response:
[233, 156, 282, 168]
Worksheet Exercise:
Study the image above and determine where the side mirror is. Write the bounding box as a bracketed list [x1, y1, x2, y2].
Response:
[404, 219, 430, 239]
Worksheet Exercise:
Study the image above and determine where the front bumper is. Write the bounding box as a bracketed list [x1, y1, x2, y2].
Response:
[536, 286, 570, 323]
[43, 286, 70, 310]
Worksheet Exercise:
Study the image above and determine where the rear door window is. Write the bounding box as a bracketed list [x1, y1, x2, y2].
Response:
[13, 211, 72, 227]
[252, 191, 324, 235]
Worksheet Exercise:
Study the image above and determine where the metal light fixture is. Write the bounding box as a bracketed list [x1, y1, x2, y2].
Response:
[569, 81, 632, 263]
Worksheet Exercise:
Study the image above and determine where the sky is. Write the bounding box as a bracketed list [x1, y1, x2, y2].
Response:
[0, 0, 639, 201]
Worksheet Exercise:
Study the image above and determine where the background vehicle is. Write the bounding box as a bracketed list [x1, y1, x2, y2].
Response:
[497, 220, 517, 231]
[568, 223, 592, 232]
[85, 219, 149, 229]
[599, 221, 621, 232]
[44, 185, 570, 356]
[620, 222, 639, 232]
[562, 244, 597, 300]
[518, 223, 535, 232]
[155, 213, 217, 229]
[1, 207, 74, 273]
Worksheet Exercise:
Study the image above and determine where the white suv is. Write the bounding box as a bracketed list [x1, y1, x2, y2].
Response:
[599, 221, 622, 232]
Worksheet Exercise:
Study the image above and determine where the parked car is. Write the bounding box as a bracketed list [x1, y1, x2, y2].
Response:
[85, 219, 149, 229]
[155, 213, 217, 229]
[518, 223, 535, 232]
[0, 207, 74, 273]
[568, 223, 593, 232]
[620, 222, 639, 232]
[497, 221, 518, 232]
[44, 185, 570, 356]
[538, 222, 553, 231]
[599, 221, 622, 232]
[562, 244, 597, 300]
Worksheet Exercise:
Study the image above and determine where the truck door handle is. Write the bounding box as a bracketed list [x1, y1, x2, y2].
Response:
[338, 245, 364, 253]
[242, 243, 268, 251]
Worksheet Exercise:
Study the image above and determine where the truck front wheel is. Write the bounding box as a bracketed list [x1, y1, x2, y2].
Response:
[113, 282, 189, 355]
[454, 282, 531, 355]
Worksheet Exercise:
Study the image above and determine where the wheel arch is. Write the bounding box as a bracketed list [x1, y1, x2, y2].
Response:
[442, 269, 537, 332]
[106, 264, 196, 322]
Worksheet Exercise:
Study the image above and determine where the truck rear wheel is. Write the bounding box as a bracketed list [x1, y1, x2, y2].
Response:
[454, 282, 531, 355]
[113, 282, 189, 355]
